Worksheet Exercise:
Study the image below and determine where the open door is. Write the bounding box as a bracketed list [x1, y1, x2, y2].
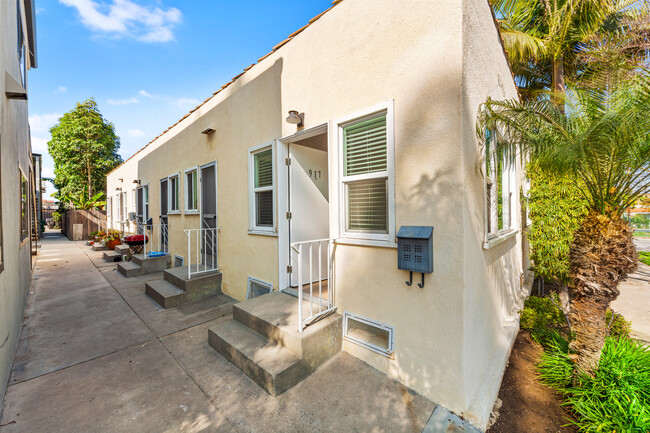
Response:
[287, 132, 329, 296]
[200, 162, 217, 266]
[159, 179, 169, 251]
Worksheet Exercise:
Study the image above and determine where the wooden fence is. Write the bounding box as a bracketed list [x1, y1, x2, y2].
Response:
[61, 209, 106, 241]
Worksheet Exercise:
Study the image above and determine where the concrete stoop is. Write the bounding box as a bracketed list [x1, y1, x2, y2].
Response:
[145, 265, 222, 308]
[102, 250, 120, 262]
[208, 292, 342, 396]
[116, 253, 171, 277]
[91, 244, 107, 251]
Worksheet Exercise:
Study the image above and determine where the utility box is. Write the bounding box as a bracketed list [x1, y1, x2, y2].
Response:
[397, 226, 433, 274]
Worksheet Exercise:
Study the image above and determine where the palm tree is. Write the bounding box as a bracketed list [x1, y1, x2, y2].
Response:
[478, 72, 650, 373]
[492, 0, 646, 105]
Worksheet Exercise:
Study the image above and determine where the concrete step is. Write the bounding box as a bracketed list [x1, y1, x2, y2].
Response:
[208, 320, 308, 396]
[92, 244, 107, 251]
[103, 250, 120, 262]
[130, 253, 171, 273]
[233, 292, 342, 361]
[163, 266, 222, 295]
[116, 261, 142, 277]
[145, 279, 186, 309]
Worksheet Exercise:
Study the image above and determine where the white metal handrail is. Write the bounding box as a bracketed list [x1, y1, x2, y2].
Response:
[184, 227, 219, 280]
[291, 238, 335, 333]
[136, 222, 170, 258]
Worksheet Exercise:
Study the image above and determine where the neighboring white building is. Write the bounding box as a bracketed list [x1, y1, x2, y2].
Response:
[107, 0, 529, 429]
[0, 0, 38, 412]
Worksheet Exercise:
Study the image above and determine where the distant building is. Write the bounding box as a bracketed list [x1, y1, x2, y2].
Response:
[0, 0, 38, 413]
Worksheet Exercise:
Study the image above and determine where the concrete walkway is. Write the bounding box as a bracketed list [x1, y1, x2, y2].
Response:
[611, 261, 650, 344]
[0, 232, 454, 433]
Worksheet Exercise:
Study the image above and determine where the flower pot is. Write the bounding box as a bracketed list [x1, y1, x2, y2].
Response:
[106, 239, 121, 250]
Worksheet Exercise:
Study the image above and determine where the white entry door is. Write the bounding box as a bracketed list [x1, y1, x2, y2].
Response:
[288, 141, 329, 288]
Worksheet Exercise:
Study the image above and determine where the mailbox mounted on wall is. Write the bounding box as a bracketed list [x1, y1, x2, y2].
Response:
[397, 226, 433, 288]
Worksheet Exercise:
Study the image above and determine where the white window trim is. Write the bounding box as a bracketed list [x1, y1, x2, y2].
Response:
[342, 312, 395, 358]
[333, 100, 396, 247]
[248, 141, 276, 235]
[167, 172, 181, 214]
[483, 129, 518, 249]
[184, 166, 199, 214]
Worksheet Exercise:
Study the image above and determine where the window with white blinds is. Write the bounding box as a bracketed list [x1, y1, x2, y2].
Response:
[343, 114, 389, 234]
[249, 144, 275, 232]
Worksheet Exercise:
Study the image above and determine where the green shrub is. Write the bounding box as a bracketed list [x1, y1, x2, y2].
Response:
[605, 310, 632, 339]
[538, 333, 574, 390]
[520, 294, 566, 344]
[567, 338, 650, 432]
[526, 163, 588, 283]
[639, 251, 650, 266]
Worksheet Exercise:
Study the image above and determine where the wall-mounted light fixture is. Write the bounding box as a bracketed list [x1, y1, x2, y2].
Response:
[286, 110, 304, 128]
[115, 187, 122, 191]
[201, 126, 216, 135]
[133, 179, 140, 185]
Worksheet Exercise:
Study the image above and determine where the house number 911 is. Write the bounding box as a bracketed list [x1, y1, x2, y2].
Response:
[308, 169, 322, 180]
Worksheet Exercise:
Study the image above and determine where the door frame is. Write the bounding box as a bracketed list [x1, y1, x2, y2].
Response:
[277, 122, 330, 291]
[199, 160, 217, 228]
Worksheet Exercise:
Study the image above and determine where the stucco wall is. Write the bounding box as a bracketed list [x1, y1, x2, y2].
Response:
[0, 0, 35, 412]
[114, 0, 524, 429]
[460, 0, 526, 427]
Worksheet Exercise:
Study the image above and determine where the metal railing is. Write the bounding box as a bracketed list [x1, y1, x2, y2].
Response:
[291, 238, 335, 333]
[184, 227, 219, 280]
[137, 222, 169, 258]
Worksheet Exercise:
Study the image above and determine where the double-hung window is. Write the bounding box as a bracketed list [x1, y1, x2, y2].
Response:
[249, 144, 275, 233]
[185, 168, 198, 212]
[168, 174, 180, 213]
[20, 170, 29, 243]
[485, 128, 516, 242]
[339, 103, 395, 244]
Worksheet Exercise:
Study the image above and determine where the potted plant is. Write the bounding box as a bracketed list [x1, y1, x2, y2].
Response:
[105, 229, 122, 250]
[88, 231, 98, 245]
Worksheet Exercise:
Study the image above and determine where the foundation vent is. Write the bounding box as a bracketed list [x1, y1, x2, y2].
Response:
[174, 255, 184, 268]
[247, 277, 273, 299]
[343, 312, 394, 358]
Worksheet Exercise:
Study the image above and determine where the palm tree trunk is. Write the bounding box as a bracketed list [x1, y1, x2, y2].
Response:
[552, 55, 566, 112]
[568, 211, 637, 374]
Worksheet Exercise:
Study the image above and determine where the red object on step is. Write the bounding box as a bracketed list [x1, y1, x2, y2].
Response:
[124, 235, 148, 254]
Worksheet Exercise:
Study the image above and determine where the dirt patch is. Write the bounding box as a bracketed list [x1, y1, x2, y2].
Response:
[487, 332, 576, 433]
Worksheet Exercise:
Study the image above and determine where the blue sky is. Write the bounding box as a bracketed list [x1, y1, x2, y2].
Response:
[29, 0, 333, 199]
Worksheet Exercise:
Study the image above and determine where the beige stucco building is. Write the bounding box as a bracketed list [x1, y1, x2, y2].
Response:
[0, 0, 37, 412]
[106, 0, 528, 429]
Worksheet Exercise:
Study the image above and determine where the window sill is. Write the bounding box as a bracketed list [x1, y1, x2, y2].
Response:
[184, 210, 199, 215]
[248, 230, 277, 237]
[168, 211, 181, 215]
[335, 237, 397, 249]
[483, 229, 518, 250]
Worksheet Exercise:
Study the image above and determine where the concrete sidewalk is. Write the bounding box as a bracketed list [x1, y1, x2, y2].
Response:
[0, 232, 452, 433]
[611, 261, 650, 344]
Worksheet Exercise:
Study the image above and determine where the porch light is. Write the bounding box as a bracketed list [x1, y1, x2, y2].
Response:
[286, 110, 304, 127]
[115, 187, 122, 191]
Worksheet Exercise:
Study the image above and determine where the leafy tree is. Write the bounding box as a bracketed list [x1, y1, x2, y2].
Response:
[492, 0, 648, 104]
[48, 99, 122, 200]
[478, 72, 650, 373]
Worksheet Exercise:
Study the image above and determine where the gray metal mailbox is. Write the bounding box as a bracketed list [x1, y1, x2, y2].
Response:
[397, 226, 433, 287]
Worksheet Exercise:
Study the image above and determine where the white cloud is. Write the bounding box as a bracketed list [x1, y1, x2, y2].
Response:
[42, 166, 55, 178]
[60, 0, 182, 42]
[107, 97, 139, 105]
[127, 129, 145, 137]
[56, 86, 67, 93]
[31, 136, 49, 153]
[29, 113, 62, 134]
[176, 98, 199, 109]
[139, 89, 154, 98]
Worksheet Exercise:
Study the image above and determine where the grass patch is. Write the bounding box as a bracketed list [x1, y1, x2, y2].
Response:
[633, 231, 650, 238]
[640, 251, 650, 266]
